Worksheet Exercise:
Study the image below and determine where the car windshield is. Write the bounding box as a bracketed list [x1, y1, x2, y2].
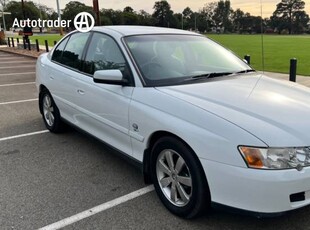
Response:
[124, 34, 252, 87]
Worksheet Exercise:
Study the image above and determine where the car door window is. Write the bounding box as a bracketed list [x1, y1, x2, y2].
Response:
[51, 36, 69, 63]
[61, 32, 90, 70]
[84, 33, 133, 84]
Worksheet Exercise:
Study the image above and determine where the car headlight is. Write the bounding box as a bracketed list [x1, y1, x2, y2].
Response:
[239, 146, 310, 170]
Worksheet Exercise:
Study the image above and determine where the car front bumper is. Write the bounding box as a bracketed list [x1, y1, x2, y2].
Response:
[201, 159, 310, 214]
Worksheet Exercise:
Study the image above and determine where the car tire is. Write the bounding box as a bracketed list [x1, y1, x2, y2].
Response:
[151, 136, 211, 219]
[40, 89, 64, 133]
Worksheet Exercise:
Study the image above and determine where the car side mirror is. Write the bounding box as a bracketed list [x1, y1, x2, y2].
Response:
[93, 70, 128, 85]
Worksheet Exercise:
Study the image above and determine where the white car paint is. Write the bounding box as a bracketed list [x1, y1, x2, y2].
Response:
[157, 74, 310, 147]
[36, 26, 310, 215]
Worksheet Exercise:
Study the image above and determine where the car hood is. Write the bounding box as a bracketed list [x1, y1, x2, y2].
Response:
[156, 73, 310, 147]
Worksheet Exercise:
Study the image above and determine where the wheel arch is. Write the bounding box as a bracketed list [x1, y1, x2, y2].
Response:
[38, 84, 48, 114]
[143, 130, 208, 188]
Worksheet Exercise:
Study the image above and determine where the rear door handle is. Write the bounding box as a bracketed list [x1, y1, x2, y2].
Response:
[77, 89, 85, 95]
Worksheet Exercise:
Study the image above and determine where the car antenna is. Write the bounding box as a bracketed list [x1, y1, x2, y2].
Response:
[260, 0, 265, 73]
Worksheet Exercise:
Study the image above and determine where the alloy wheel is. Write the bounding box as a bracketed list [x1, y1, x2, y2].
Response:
[43, 94, 55, 127]
[156, 149, 192, 207]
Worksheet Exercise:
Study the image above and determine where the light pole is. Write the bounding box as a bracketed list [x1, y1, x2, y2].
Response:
[181, 14, 183, 30]
[21, 0, 25, 19]
[93, 0, 100, 26]
[0, 0, 12, 32]
[38, 0, 42, 33]
[1, 10, 7, 31]
[194, 13, 197, 32]
[56, 0, 63, 35]
[0, 2, 5, 31]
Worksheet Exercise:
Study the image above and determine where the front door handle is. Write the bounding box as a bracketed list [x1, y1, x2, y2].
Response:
[77, 89, 85, 95]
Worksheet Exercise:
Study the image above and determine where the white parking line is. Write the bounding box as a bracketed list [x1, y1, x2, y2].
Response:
[0, 61, 36, 64]
[0, 98, 38, 105]
[0, 57, 26, 60]
[0, 65, 35, 69]
[0, 72, 35, 76]
[0, 130, 49, 142]
[38, 185, 154, 230]
[0, 82, 35, 87]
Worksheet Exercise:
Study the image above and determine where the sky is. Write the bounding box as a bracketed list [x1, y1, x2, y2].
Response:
[41, 0, 310, 18]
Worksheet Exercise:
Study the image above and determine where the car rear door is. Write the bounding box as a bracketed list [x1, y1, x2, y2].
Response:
[48, 32, 91, 122]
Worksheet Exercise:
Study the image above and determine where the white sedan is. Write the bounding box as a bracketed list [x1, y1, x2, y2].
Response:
[36, 26, 310, 218]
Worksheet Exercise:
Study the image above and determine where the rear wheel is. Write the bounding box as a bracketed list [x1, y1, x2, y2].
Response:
[151, 136, 211, 218]
[40, 89, 64, 133]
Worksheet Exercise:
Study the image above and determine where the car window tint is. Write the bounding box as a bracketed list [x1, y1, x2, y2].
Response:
[61, 32, 90, 69]
[129, 40, 186, 81]
[125, 35, 250, 86]
[51, 36, 69, 63]
[84, 33, 131, 81]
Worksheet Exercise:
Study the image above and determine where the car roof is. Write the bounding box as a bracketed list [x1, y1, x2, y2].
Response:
[92, 25, 200, 37]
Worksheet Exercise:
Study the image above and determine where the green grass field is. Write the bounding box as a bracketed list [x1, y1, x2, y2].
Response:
[15, 33, 310, 76]
[208, 34, 310, 76]
[31, 34, 63, 46]
[15, 34, 63, 47]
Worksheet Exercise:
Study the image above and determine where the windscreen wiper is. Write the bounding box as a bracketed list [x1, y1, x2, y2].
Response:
[234, 69, 256, 74]
[184, 72, 234, 81]
[183, 69, 256, 82]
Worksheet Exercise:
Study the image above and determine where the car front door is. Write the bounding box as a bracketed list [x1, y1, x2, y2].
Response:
[70, 32, 134, 155]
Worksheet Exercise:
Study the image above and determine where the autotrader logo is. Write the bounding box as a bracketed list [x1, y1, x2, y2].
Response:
[74, 12, 95, 33]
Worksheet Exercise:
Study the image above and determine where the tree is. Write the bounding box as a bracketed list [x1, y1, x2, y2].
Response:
[232, 9, 263, 34]
[293, 10, 310, 33]
[100, 7, 156, 26]
[195, 11, 210, 32]
[242, 14, 263, 34]
[123, 6, 134, 13]
[201, 2, 218, 32]
[182, 7, 192, 19]
[49, 12, 59, 21]
[35, 3, 54, 32]
[100, 11, 113, 25]
[101, 9, 123, 25]
[35, 3, 56, 20]
[182, 7, 193, 30]
[170, 13, 181, 28]
[272, 0, 308, 34]
[62, 1, 94, 29]
[213, 0, 233, 32]
[232, 8, 245, 32]
[152, 0, 173, 27]
[123, 6, 138, 25]
[4, 1, 40, 28]
[137, 10, 156, 26]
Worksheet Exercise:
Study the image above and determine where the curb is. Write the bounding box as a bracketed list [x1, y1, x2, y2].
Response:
[0, 47, 46, 59]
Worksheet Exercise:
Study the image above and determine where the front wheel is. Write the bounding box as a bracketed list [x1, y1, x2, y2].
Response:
[40, 89, 64, 133]
[151, 136, 211, 218]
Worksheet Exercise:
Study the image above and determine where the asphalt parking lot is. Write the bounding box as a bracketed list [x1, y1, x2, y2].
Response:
[1, 50, 310, 230]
